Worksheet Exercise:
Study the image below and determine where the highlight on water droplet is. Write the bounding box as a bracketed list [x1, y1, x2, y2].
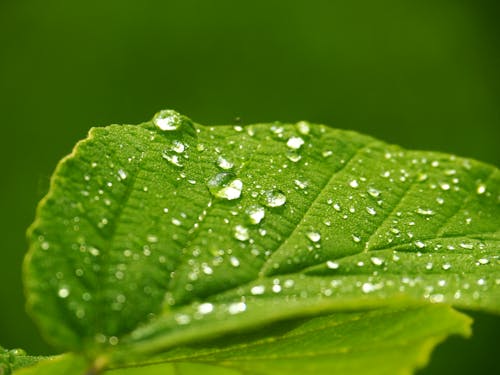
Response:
[306, 231, 321, 243]
[207, 172, 243, 200]
[261, 189, 287, 207]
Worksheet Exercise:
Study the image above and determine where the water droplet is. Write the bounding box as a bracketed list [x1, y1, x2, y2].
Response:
[442, 263, 452, 270]
[234, 225, 249, 241]
[361, 283, 376, 293]
[477, 258, 489, 265]
[370, 257, 383, 266]
[367, 187, 380, 198]
[333, 203, 341, 211]
[286, 136, 304, 149]
[416, 208, 434, 216]
[58, 287, 70, 298]
[230, 256, 240, 267]
[322, 150, 333, 158]
[366, 207, 377, 215]
[415, 240, 426, 249]
[171, 140, 185, 153]
[251, 285, 266, 295]
[228, 302, 247, 314]
[175, 314, 191, 325]
[285, 150, 302, 162]
[326, 261, 339, 269]
[217, 156, 234, 170]
[352, 234, 361, 243]
[476, 183, 486, 195]
[459, 242, 473, 250]
[246, 205, 265, 224]
[162, 151, 183, 167]
[294, 179, 308, 189]
[296, 121, 310, 135]
[306, 231, 321, 243]
[439, 182, 451, 191]
[171, 218, 182, 226]
[207, 172, 243, 200]
[262, 189, 286, 207]
[153, 110, 185, 131]
[198, 303, 214, 315]
[349, 180, 359, 188]
[430, 294, 444, 303]
[117, 169, 127, 180]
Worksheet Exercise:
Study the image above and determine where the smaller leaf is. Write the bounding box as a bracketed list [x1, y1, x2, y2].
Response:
[12, 354, 88, 375]
[108, 305, 471, 375]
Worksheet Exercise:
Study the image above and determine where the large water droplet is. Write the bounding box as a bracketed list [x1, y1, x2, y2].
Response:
[262, 189, 287, 207]
[207, 172, 243, 200]
[153, 109, 185, 131]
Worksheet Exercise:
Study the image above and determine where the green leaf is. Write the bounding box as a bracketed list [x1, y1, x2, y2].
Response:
[1, 346, 47, 374]
[106, 306, 471, 375]
[24, 110, 499, 364]
[12, 354, 88, 375]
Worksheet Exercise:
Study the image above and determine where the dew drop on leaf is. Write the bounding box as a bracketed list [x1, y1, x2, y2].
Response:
[234, 225, 250, 241]
[262, 189, 287, 207]
[286, 136, 304, 149]
[153, 109, 184, 131]
[207, 172, 243, 200]
[306, 231, 321, 243]
[246, 205, 265, 224]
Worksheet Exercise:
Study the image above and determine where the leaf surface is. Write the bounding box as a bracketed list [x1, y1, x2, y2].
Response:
[24, 110, 499, 362]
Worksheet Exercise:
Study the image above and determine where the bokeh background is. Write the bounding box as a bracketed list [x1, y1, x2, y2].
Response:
[0, 0, 499, 373]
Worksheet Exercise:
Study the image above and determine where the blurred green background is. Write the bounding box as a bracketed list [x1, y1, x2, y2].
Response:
[0, 0, 498, 373]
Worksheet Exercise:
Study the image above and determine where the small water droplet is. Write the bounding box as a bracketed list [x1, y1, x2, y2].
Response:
[476, 183, 486, 195]
[306, 231, 321, 243]
[296, 121, 310, 135]
[286, 136, 304, 149]
[326, 261, 339, 269]
[367, 187, 380, 197]
[262, 189, 287, 207]
[370, 257, 383, 266]
[234, 225, 249, 241]
[246, 205, 265, 224]
[228, 302, 247, 314]
[58, 287, 70, 298]
[349, 180, 359, 188]
[285, 150, 302, 162]
[366, 207, 377, 215]
[352, 234, 361, 243]
[361, 283, 376, 293]
[251, 285, 266, 295]
[439, 182, 451, 191]
[459, 242, 473, 249]
[322, 150, 333, 158]
[198, 303, 214, 315]
[162, 151, 183, 167]
[230, 256, 240, 267]
[477, 258, 489, 265]
[415, 240, 426, 249]
[416, 208, 434, 216]
[117, 169, 127, 180]
[207, 172, 243, 200]
[217, 156, 234, 170]
[442, 263, 452, 270]
[294, 179, 308, 189]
